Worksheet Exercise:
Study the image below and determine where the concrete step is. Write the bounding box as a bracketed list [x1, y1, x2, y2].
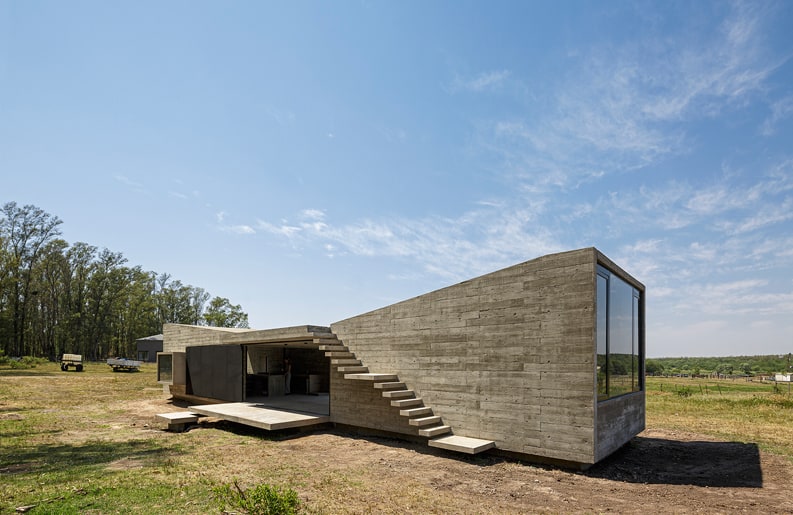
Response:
[156, 411, 201, 432]
[314, 337, 342, 345]
[373, 382, 405, 390]
[330, 358, 361, 366]
[319, 345, 348, 352]
[381, 389, 415, 399]
[344, 373, 399, 382]
[390, 398, 423, 408]
[337, 365, 368, 373]
[399, 406, 432, 417]
[409, 415, 442, 427]
[429, 435, 496, 455]
[325, 351, 355, 358]
[419, 425, 451, 437]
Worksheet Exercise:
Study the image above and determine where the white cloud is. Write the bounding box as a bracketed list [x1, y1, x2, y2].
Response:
[257, 220, 302, 237]
[228, 225, 255, 235]
[677, 278, 793, 317]
[724, 197, 793, 234]
[258, 202, 560, 281]
[300, 209, 326, 221]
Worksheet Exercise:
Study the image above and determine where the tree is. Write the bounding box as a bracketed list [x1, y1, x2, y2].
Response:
[645, 359, 664, 376]
[0, 202, 62, 356]
[28, 239, 69, 359]
[0, 202, 249, 358]
[203, 296, 249, 328]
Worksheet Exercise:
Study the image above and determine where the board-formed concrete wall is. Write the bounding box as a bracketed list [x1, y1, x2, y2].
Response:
[331, 247, 602, 464]
[163, 324, 250, 353]
[595, 391, 645, 462]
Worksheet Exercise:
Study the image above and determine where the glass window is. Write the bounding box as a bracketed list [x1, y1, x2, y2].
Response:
[633, 293, 641, 392]
[157, 354, 173, 383]
[597, 274, 608, 401]
[596, 265, 643, 401]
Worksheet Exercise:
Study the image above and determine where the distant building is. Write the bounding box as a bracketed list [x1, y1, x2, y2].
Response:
[135, 334, 163, 362]
[775, 374, 792, 382]
[158, 248, 645, 467]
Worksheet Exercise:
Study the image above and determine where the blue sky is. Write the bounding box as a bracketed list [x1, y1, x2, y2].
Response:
[2, 1, 792, 357]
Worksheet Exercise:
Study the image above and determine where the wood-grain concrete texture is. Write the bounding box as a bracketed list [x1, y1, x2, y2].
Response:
[331, 247, 645, 465]
[163, 324, 333, 353]
[163, 324, 249, 353]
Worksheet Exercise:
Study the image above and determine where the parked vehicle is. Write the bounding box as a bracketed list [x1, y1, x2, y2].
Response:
[107, 357, 142, 372]
[61, 354, 83, 372]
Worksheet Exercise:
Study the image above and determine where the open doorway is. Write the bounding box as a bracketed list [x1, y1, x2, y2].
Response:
[244, 344, 330, 415]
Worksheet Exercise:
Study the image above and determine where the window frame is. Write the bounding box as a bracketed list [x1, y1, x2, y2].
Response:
[596, 265, 644, 402]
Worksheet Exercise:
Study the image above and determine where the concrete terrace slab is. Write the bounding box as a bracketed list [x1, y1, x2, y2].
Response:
[189, 402, 330, 431]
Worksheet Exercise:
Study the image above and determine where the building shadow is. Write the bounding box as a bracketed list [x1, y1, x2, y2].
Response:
[585, 436, 763, 487]
[1, 439, 172, 476]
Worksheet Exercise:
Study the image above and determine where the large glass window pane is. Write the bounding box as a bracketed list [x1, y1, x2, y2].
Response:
[157, 354, 173, 383]
[596, 266, 643, 402]
[608, 276, 634, 397]
[632, 293, 640, 392]
[597, 274, 608, 400]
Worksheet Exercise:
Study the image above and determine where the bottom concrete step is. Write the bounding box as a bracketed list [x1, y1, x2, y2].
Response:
[429, 435, 496, 454]
[156, 411, 201, 432]
[418, 425, 451, 437]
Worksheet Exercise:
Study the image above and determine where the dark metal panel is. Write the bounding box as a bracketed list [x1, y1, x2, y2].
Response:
[186, 344, 244, 401]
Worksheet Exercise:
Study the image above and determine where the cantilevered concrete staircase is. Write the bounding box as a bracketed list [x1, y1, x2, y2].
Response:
[318, 336, 495, 455]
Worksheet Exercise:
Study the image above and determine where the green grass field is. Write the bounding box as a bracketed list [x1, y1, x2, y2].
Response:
[645, 376, 793, 458]
[1, 362, 791, 513]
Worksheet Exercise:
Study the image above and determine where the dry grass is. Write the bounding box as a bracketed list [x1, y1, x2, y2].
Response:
[2, 363, 792, 513]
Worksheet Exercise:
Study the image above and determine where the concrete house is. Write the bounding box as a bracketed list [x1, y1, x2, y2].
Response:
[158, 247, 645, 467]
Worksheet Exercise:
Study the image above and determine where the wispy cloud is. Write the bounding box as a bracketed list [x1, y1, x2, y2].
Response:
[479, 1, 784, 194]
[761, 94, 793, 135]
[114, 174, 148, 194]
[257, 201, 560, 281]
[674, 278, 793, 317]
[265, 106, 296, 126]
[218, 224, 256, 235]
[450, 70, 510, 93]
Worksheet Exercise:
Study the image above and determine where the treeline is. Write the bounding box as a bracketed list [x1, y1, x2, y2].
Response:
[647, 354, 792, 377]
[0, 202, 249, 361]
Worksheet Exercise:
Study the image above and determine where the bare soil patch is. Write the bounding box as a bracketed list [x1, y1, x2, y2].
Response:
[168, 416, 793, 513]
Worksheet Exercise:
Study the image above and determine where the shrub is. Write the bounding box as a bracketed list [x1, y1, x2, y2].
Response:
[213, 480, 300, 515]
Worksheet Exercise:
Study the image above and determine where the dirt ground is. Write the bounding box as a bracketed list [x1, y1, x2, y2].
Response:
[124, 395, 793, 514]
[3, 371, 791, 514]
